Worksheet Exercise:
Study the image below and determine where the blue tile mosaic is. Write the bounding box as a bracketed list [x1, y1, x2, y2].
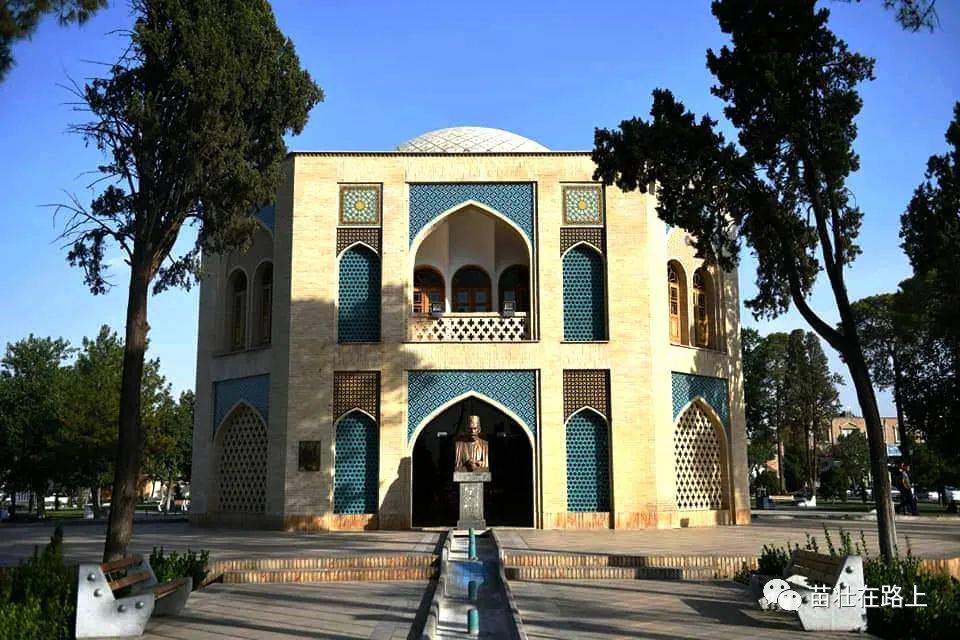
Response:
[562, 244, 607, 341]
[671, 372, 729, 426]
[338, 245, 381, 343]
[409, 183, 535, 245]
[566, 409, 611, 512]
[407, 370, 537, 442]
[562, 185, 603, 224]
[213, 374, 269, 433]
[334, 411, 379, 514]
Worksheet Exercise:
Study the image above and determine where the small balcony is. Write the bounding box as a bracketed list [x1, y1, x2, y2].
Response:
[408, 202, 534, 343]
[408, 312, 529, 342]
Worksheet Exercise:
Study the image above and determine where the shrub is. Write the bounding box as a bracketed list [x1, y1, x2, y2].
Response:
[149, 547, 210, 591]
[752, 470, 780, 496]
[818, 466, 850, 501]
[749, 526, 960, 639]
[0, 526, 76, 640]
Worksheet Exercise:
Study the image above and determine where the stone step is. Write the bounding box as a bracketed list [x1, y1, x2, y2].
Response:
[504, 565, 730, 581]
[221, 565, 438, 584]
[503, 553, 756, 580]
[212, 553, 437, 572]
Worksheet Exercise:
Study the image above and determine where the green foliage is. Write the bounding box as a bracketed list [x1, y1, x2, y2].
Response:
[149, 547, 209, 591]
[592, 0, 899, 557]
[751, 526, 960, 639]
[752, 469, 780, 496]
[834, 430, 870, 487]
[0, 335, 73, 514]
[0, 0, 107, 82]
[757, 543, 794, 576]
[896, 105, 960, 476]
[0, 527, 76, 640]
[819, 465, 850, 500]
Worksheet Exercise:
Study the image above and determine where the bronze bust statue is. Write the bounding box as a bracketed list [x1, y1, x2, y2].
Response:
[454, 415, 489, 472]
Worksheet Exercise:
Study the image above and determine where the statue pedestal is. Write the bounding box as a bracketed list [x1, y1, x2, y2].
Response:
[453, 471, 491, 530]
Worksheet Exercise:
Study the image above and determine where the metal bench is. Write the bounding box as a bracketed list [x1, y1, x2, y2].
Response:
[782, 549, 867, 632]
[76, 555, 192, 639]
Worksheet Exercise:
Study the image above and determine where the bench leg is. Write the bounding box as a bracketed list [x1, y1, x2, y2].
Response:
[76, 564, 156, 639]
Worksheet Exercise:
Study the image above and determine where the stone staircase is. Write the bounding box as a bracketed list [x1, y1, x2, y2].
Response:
[210, 553, 439, 584]
[502, 552, 757, 581]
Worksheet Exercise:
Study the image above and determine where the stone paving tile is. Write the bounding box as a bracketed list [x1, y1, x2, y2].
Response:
[141, 581, 427, 640]
[498, 517, 960, 560]
[0, 520, 442, 565]
[510, 579, 874, 639]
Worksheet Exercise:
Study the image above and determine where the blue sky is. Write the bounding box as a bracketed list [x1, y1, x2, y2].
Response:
[1, 1, 957, 414]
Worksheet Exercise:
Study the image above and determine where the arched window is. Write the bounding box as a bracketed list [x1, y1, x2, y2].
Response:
[254, 263, 273, 346]
[228, 270, 248, 351]
[413, 267, 445, 314]
[452, 266, 491, 312]
[675, 401, 728, 511]
[692, 267, 714, 349]
[338, 245, 381, 343]
[498, 265, 530, 313]
[563, 244, 607, 341]
[668, 264, 682, 344]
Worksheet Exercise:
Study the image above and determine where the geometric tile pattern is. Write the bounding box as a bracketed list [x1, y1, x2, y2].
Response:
[560, 227, 604, 255]
[566, 409, 611, 512]
[339, 185, 381, 225]
[563, 370, 610, 420]
[562, 185, 603, 225]
[409, 183, 535, 244]
[674, 402, 727, 511]
[338, 245, 381, 343]
[396, 126, 549, 153]
[407, 370, 537, 441]
[255, 204, 275, 234]
[334, 371, 380, 422]
[562, 244, 607, 341]
[217, 404, 267, 513]
[334, 411, 379, 514]
[671, 372, 729, 426]
[213, 374, 270, 434]
[337, 227, 381, 255]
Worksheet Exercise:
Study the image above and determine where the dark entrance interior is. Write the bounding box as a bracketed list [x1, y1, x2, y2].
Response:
[412, 398, 534, 527]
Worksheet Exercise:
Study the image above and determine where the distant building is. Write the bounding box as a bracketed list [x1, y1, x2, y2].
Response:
[830, 412, 901, 458]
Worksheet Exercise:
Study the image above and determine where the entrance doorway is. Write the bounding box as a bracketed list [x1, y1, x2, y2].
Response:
[412, 398, 534, 527]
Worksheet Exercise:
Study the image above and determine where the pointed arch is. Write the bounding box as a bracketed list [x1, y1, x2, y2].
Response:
[337, 239, 379, 257]
[562, 243, 607, 341]
[333, 409, 379, 515]
[673, 398, 731, 513]
[214, 403, 267, 514]
[409, 199, 533, 259]
[407, 390, 535, 452]
[337, 244, 381, 343]
[692, 265, 717, 349]
[565, 407, 611, 512]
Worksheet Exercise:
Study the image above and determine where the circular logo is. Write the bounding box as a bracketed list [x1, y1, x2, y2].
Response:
[777, 589, 802, 611]
[762, 578, 791, 603]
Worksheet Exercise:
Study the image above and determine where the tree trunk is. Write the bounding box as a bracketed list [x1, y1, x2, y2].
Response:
[8, 487, 16, 518]
[845, 349, 898, 560]
[103, 261, 151, 562]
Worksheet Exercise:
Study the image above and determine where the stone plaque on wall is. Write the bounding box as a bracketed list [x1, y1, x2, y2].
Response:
[298, 440, 323, 472]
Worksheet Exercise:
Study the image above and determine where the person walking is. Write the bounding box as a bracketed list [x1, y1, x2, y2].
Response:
[900, 463, 918, 516]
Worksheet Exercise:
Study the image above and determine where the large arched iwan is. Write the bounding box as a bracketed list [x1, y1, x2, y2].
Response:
[411, 397, 533, 527]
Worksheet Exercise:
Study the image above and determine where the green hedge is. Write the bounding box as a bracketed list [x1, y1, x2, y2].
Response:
[149, 547, 210, 591]
[0, 527, 76, 640]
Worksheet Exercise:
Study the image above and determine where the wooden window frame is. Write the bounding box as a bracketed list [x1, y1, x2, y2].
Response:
[452, 266, 492, 313]
[413, 266, 445, 314]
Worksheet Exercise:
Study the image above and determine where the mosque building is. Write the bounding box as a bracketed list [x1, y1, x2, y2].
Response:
[189, 126, 750, 531]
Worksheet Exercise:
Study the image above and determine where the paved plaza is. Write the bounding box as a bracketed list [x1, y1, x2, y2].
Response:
[141, 582, 427, 640]
[0, 520, 441, 566]
[510, 579, 867, 639]
[497, 516, 960, 559]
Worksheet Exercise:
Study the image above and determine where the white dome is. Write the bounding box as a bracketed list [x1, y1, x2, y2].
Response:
[397, 126, 549, 153]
